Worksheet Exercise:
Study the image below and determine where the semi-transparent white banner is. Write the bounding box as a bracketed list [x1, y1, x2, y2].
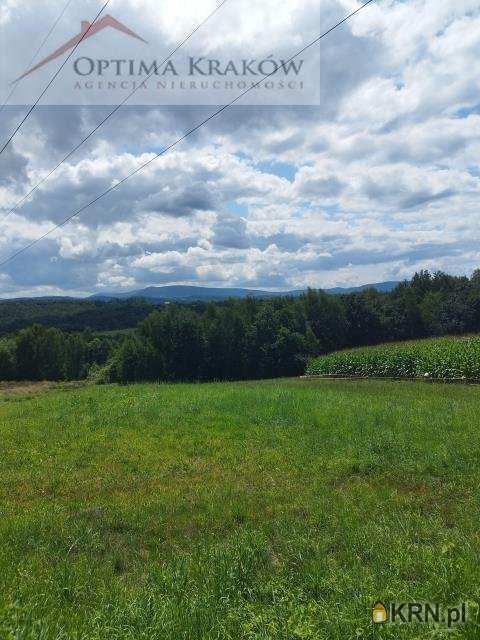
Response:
[0, 0, 321, 106]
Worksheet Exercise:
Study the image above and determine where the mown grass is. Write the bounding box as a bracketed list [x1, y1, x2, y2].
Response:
[307, 335, 480, 380]
[0, 379, 479, 639]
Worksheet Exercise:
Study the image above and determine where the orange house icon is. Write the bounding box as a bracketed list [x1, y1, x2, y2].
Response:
[372, 602, 388, 624]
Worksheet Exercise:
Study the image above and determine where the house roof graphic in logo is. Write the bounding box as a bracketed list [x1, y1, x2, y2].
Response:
[372, 602, 388, 624]
[15, 15, 147, 82]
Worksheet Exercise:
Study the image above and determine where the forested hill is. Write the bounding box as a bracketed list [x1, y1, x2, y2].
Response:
[0, 298, 157, 335]
[1, 270, 480, 383]
[0, 281, 398, 335]
[90, 282, 398, 301]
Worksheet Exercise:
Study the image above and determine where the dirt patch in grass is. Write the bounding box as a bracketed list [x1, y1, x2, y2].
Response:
[0, 380, 85, 397]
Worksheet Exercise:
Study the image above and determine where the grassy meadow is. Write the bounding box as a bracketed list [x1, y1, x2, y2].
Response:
[0, 379, 479, 638]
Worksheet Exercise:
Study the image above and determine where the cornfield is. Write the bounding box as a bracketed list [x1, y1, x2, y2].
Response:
[306, 335, 480, 380]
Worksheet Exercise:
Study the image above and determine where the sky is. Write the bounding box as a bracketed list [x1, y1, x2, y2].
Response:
[0, 0, 479, 297]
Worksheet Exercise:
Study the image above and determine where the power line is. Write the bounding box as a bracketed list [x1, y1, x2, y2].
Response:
[0, 0, 376, 268]
[0, 0, 75, 117]
[0, 0, 111, 158]
[1, 0, 231, 224]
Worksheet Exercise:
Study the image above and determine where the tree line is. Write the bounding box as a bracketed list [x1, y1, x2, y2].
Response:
[0, 328, 120, 382]
[1, 270, 480, 383]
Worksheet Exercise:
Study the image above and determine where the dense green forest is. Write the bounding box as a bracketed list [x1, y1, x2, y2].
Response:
[1, 270, 480, 383]
[0, 328, 123, 382]
[0, 298, 157, 335]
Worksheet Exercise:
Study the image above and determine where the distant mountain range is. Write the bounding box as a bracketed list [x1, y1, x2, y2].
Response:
[90, 282, 399, 302]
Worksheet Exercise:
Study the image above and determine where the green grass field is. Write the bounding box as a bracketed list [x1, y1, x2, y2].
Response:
[0, 379, 479, 639]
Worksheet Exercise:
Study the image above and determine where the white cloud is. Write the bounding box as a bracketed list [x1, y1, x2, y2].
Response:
[0, 0, 480, 296]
